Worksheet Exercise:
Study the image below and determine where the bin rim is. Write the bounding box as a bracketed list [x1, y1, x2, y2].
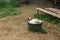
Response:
[28, 19, 43, 24]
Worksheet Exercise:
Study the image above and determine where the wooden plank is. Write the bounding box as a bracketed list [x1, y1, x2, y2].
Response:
[45, 8, 60, 15]
[36, 8, 60, 18]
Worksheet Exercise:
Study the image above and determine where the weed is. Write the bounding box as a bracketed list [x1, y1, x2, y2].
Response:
[0, 0, 21, 8]
[34, 13, 60, 27]
[27, 27, 47, 34]
[0, 8, 21, 18]
[0, 0, 21, 18]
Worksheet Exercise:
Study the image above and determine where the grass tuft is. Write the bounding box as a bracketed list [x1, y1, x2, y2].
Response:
[34, 13, 60, 27]
[0, 8, 21, 18]
[27, 27, 47, 34]
[0, 0, 21, 18]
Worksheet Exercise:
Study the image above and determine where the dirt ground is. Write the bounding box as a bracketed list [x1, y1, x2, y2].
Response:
[0, 0, 60, 40]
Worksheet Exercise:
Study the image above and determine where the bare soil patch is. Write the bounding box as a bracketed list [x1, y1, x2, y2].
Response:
[0, 0, 60, 40]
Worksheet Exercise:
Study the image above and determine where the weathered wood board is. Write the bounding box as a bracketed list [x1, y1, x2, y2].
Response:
[36, 8, 60, 18]
[45, 8, 60, 15]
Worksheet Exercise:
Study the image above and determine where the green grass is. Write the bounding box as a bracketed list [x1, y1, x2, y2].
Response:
[0, 0, 21, 18]
[34, 13, 60, 27]
[0, 8, 21, 18]
[27, 27, 47, 34]
[0, 0, 21, 8]
[39, 28, 47, 34]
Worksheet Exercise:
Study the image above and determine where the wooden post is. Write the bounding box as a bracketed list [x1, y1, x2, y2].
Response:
[36, 8, 45, 14]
